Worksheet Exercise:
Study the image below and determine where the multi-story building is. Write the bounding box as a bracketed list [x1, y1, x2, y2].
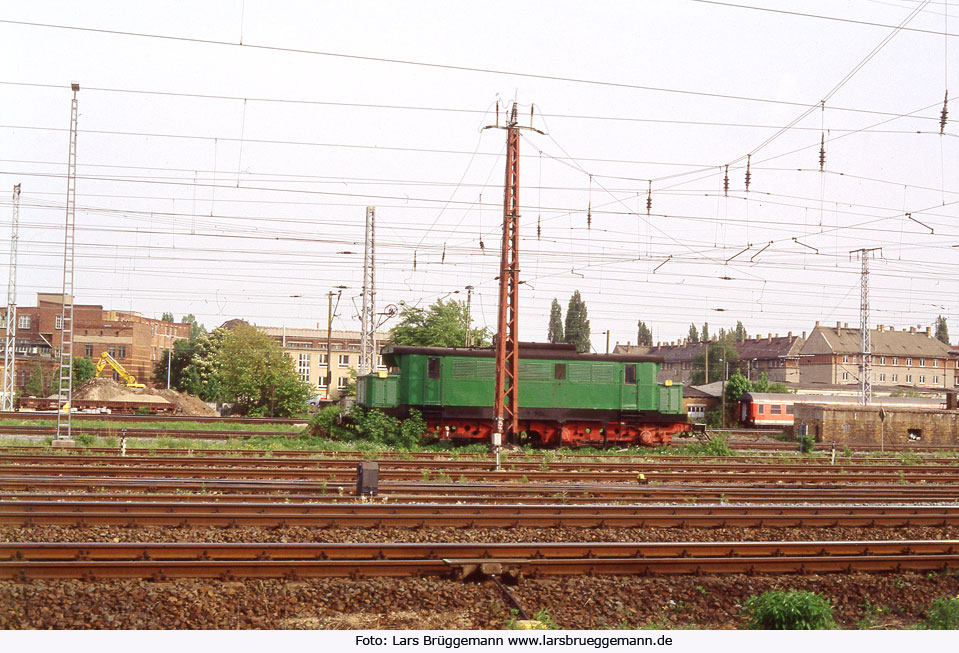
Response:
[260, 326, 388, 400]
[0, 293, 189, 394]
[798, 322, 956, 390]
[612, 332, 805, 385]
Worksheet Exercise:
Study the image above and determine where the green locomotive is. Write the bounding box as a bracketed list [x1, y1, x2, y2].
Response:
[357, 342, 687, 447]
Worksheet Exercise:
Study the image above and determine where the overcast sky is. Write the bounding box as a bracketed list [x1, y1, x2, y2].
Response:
[2, 0, 957, 347]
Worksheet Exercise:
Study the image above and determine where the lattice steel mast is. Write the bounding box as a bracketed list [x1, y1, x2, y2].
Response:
[851, 247, 881, 405]
[2, 184, 20, 411]
[56, 83, 79, 440]
[359, 206, 376, 375]
[483, 103, 544, 447]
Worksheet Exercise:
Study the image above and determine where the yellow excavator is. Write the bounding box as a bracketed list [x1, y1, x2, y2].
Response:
[95, 351, 146, 388]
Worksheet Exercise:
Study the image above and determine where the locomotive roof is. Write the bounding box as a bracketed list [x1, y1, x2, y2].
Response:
[382, 343, 665, 364]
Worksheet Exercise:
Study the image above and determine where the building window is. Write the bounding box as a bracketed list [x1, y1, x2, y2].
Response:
[107, 346, 116, 357]
[151, 347, 156, 361]
[55, 315, 63, 330]
[318, 353, 328, 366]
[934, 376, 939, 384]
[893, 357, 898, 365]
[842, 355, 848, 363]
[377, 356, 386, 369]
[336, 376, 349, 390]
[338, 354, 350, 368]
[85, 345, 93, 358]
[920, 359, 926, 367]
[879, 373, 886, 382]
[906, 358, 913, 366]
[317, 377, 328, 390]
[298, 353, 311, 383]
[906, 374, 913, 383]
[117, 346, 126, 359]
[18, 315, 30, 330]
[841, 372, 849, 380]
[934, 359, 939, 368]
[919, 375, 925, 384]
[879, 356, 886, 365]
[892, 374, 898, 382]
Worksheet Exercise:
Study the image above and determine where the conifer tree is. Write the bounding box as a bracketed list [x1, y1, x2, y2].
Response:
[636, 321, 653, 346]
[547, 299, 564, 343]
[564, 290, 591, 353]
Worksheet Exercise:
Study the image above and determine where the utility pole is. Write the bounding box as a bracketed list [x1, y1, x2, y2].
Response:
[482, 102, 544, 448]
[2, 184, 20, 411]
[166, 346, 172, 390]
[704, 340, 709, 384]
[851, 247, 881, 405]
[464, 285, 474, 347]
[359, 206, 376, 376]
[56, 82, 79, 442]
[326, 287, 345, 396]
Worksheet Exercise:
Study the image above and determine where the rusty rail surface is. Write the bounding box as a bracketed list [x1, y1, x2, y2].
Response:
[4, 500, 959, 528]
[1, 540, 957, 580]
[0, 426, 301, 440]
[2, 459, 958, 484]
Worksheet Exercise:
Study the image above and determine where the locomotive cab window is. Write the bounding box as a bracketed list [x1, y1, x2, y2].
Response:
[427, 358, 440, 379]
[624, 364, 637, 384]
[554, 363, 566, 380]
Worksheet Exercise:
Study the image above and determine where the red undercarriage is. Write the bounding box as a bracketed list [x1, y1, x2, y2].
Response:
[426, 419, 687, 447]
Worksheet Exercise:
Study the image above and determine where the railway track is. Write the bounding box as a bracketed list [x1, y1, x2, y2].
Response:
[5, 499, 959, 528]
[3, 457, 958, 483]
[2, 540, 956, 580]
[0, 411, 308, 425]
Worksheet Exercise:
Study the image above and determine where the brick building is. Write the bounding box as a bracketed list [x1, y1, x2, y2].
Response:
[260, 326, 388, 400]
[0, 293, 189, 394]
[798, 322, 956, 390]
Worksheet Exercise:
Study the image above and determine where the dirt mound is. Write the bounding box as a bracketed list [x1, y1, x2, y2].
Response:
[71, 378, 217, 416]
[148, 388, 217, 417]
[73, 378, 170, 405]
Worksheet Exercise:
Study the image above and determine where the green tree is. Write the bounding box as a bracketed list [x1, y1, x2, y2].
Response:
[179, 328, 229, 402]
[701, 322, 710, 342]
[725, 372, 752, 402]
[564, 290, 591, 353]
[216, 323, 310, 417]
[687, 323, 699, 343]
[390, 298, 491, 348]
[935, 315, 950, 345]
[690, 338, 740, 385]
[72, 357, 96, 387]
[734, 320, 747, 342]
[636, 320, 653, 346]
[547, 299, 564, 343]
[181, 314, 207, 339]
[152, 336, 202, 390]
[161, 312, 175, 323]
[24, 364, 52, 397]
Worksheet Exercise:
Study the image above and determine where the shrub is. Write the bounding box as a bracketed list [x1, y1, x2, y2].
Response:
[745, 590, 835, 630]
[309, 405, 342, 438]
[798, 434, 816, 453]
[924, 596, 959, 630]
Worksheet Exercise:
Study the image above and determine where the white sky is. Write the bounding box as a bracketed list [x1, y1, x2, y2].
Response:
[1, 0, 957, 347]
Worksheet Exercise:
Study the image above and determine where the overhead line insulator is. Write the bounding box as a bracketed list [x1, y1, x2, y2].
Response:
[745, 155, 752, 193]
[940, 90, 949, 135]
[723, 165, 729, 197]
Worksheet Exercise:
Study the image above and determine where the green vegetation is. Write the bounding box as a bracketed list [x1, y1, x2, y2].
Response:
[798, 433, 816, 453]
[745, 590, 836, 630]
[390, 298, 490, 348]
[923, 596, 959, 630]
[547, 299, 564, 343]
[564, 290, 591, 353]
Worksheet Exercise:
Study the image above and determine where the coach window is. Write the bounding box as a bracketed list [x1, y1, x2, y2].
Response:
[554, 363, 567, 380]
[427, 357, 441, 379]
[786, 405, 794, 415]
[757, 405, 765, 415]
[624, 364, 637, 384]
[770, 405, 782, 415]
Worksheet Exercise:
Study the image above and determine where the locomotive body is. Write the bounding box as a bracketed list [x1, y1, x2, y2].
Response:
[357, 342, 687, 447]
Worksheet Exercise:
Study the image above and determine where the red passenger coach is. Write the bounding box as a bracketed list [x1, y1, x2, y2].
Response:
[738, 393, 796, 427]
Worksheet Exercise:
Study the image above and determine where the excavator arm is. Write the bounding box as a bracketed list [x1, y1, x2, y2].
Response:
[94, 352, 146, 388]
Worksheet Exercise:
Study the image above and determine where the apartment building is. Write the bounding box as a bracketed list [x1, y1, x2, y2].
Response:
[260, 326, 388, 400]
[798, 322, 956, 389]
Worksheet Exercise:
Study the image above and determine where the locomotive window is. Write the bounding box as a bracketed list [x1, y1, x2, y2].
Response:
[624, 364, 637, 384]
[554, 363, 566, 380]
[427, 358, 440, 379]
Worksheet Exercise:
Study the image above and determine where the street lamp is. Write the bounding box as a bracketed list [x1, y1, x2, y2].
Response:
[719, 357, 729, 429]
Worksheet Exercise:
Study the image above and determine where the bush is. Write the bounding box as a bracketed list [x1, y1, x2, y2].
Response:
[924, 596, 959, 630]
[686, 435, 734, 457]
[309, 405, 342, 438]
[745, 590, 835, 630]
[347, 406, 427, 449]
[798, 434, 816, 453]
